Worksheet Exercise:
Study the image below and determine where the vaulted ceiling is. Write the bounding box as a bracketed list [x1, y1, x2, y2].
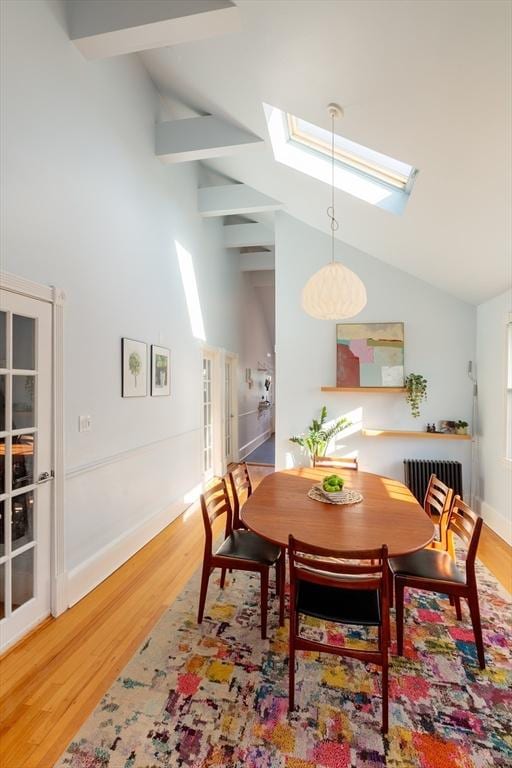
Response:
[141, 0, 510, 305]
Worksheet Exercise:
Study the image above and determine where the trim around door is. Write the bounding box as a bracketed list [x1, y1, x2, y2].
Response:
[0, 271, 67, 618]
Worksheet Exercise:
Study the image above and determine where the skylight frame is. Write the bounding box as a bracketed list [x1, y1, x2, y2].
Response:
[263, 103, 417, 215]
[286, 114, 416, 193]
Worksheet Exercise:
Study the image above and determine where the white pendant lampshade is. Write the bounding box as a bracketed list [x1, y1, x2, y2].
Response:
[302, 262, 367, 320]
[301, 103, 367, 321]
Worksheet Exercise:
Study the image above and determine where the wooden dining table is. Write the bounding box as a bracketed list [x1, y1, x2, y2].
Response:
[241, 467, 435, 556]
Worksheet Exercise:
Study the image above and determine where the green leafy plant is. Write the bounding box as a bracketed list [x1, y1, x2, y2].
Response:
[289, 406, 350, 464]
[129, 351, 142, 386]
[455, 420, 468, 434]
[404, 373, 428, 418]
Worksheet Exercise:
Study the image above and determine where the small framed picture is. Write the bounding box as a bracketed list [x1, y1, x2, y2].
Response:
[151, 345, 171, 396]
[122, 338, 148, 397]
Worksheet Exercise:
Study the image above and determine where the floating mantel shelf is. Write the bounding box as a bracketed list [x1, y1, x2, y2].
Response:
[321, 386, 406, 393]
[362, 429, 471, 441]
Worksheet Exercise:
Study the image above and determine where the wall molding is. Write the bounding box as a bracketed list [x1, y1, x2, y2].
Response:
[239, 428, 272, 460]
[66, 427, 201, 479]
[66, 494, 190, 607]
[476, 497, 512, 545]
[0, 270, 55, 303]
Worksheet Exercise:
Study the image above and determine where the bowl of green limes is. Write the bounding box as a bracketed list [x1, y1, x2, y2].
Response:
[319, 474, 346, 502]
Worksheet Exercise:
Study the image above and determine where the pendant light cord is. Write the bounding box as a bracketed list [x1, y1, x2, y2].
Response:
[327, 110, 339, 263]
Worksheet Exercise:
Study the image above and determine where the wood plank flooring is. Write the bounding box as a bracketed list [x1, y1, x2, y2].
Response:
[0, 465, 510, 767]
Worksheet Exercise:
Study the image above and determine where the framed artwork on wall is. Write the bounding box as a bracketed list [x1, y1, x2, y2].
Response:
[122, 338, 148, 397]
[336, 322, 404, 387]
[151, 345, 171, 396]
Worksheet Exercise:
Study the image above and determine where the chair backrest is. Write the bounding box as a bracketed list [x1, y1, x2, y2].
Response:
[200, 478, 233, 552]
[313, 455, 359, 471]
[424, 474, 453, 550]
[288, 536, 388, 597]
[424, 474, 453, 519]
[446, 495, 483, 585]
[228, 462, 252, 525]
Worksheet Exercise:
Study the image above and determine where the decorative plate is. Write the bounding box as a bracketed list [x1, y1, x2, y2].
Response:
[308, 484, 363, 506]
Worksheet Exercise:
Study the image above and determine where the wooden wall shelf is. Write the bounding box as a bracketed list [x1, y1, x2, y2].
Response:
[362, 428, 471, 441]
[321, 387, 406, 393]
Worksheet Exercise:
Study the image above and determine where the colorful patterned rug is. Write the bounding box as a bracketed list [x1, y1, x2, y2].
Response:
[56, 556, 512, 768]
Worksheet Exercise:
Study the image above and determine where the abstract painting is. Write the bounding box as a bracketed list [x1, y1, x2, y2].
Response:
[151, 345, 170, 396]
[121, 338, 147, 397]
[336, 322, 404, 387]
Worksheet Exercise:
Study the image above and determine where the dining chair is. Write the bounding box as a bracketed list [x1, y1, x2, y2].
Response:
[313, 455, 358, 471]
[228, 462, 253, 530]
[389, 473, 453, 608]
[423, 474, 454, 555]
[288, 536, 390, 733]
[198, 478, 285, 638]
[390, 495, 485, 669]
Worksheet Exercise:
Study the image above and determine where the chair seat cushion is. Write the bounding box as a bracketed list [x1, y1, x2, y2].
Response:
[390, 549, 465, 584]
[296, 580, 381, 626]
[215, 531, 281, 566]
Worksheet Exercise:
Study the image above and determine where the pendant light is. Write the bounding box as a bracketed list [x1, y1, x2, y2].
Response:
[301, 104, 367, 320]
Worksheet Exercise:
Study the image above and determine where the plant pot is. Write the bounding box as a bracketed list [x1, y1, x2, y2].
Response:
[455, 427, 468, 435]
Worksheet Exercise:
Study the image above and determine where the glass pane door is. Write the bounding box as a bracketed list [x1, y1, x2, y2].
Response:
[202, 356, 213, 480]
[0, 291, 52, 650]
[224, 360, 233, 463]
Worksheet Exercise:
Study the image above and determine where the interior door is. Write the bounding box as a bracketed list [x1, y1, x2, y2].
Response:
[224, 358, 233, 465]
[202, 353, 214, 481]
[0, 291, 52, 650]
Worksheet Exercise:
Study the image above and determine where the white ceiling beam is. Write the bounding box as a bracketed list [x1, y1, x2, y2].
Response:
[68, 0, 239, 60]
[156, 116, 263, 163]
[240, 252, 275, 271]
[224, 223, 274, 249]
[198, 184, 281, 218]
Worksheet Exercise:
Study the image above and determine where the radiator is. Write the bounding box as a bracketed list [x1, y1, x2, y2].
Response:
[403, 459, 463, 504]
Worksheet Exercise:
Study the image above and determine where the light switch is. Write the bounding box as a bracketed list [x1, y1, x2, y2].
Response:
[79, 415, 92, 432]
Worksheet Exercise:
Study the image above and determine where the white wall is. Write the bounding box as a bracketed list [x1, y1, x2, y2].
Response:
[237, 271, 274, 458]
[1, 0, 241, 604]
[476, 290, 512, 543]
[275, 213, 475, 489]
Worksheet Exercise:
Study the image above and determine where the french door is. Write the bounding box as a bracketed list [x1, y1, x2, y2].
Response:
[224, 358, 234, 464]
[0, 290, 52, 649]
[202, 353, 214, 481]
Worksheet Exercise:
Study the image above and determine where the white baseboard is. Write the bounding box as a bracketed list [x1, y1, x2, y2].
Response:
[66, 496, 189, 607]
[239, 429, 272, 460]
[476, 497, 512, 545]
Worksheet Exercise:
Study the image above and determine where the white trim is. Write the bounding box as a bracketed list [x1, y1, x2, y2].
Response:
[67, 495, 190, 607]
[51, 287, 66, 615]
[0, 271, 54, 303]
[224, 351, 239, 467]
[476, 497, 512, 546]
[0, 272, 66, 619]
[239, 428, 272, 460]
[66, 428, 201, 479]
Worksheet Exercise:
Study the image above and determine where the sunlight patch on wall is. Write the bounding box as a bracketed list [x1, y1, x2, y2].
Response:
[176, 241, 206, 341]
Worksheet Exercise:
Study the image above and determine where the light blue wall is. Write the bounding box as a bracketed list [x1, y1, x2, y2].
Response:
[275, 213, 476, 488]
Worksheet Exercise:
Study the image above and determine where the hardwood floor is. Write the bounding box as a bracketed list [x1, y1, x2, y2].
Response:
[0, 465, 510, 767]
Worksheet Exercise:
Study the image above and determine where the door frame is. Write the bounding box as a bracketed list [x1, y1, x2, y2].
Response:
[201, 345, 239, 480]
[0, 271, 66, 622]
[224, 352, 239, 470]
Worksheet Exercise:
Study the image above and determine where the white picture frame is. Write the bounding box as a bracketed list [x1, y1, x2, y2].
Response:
[122, 338, 148, 397]
[151, 345, 171, 396]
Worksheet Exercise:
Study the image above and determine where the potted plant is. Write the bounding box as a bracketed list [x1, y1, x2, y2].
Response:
[289, 406, 350, 465]
[455, 420, 469, 435]
[404, 373, 428, 418]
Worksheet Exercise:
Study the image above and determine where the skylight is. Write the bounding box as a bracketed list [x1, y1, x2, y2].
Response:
[264, 104, 418, 215]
